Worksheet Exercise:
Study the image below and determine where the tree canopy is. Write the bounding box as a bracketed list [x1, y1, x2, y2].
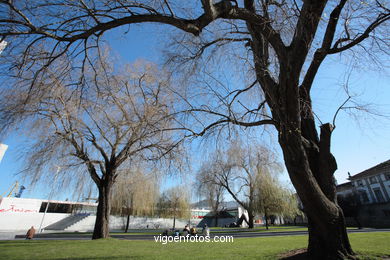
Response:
[0, 57, 182, 238]
[0, 0, 389, 258]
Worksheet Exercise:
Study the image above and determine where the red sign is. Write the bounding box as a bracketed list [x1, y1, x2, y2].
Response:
[0, 204, 38, 213]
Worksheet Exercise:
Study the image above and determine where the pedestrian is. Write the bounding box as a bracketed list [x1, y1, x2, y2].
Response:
[182, 225, 190, 236]
[26, 226, 36, 240]
[202, 224, 210, 237]
[190, 226, 197, 236]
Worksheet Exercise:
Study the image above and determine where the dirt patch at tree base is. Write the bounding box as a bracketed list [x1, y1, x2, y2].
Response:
[279, 248, 309, 260]
[280, 250, 390, 260]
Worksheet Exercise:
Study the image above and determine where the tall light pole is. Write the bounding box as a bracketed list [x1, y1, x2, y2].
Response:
[0, 41, 7, 55]
[0, 143, 8, 163]
[38, 166, 61, 233]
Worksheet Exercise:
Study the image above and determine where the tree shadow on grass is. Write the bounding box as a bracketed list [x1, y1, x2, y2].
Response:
[55, 257, 143, 260]
[0, 240, 52, 246]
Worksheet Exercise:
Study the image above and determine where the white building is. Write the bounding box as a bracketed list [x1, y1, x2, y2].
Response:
[348, 160, 390, 204]
[0, 197, 203, 232]
[336, 160, 390, 228]
[0, 197, 97, 232]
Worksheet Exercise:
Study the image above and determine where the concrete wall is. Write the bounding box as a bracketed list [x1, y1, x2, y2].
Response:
[67, 215, 196, 232]
[0, 212, 71, 231]
[0, 211, 201, 232]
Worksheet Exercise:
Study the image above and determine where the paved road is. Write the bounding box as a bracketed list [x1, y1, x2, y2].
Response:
[13, 228, 390, 241]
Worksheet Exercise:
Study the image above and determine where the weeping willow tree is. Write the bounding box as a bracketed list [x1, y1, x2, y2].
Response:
[198, 141, 281, 228]
[0, 56, 182, 239]
[156, 187, 190, 229]
[111, 168, 159, 232]
[255, 170, 301, 230]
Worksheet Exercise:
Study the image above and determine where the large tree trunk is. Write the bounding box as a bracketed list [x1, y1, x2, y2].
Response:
[92, 180, 113, 239]
[248, 213, 254, 229]
[307, 209, 353, 259]
[245, 0, 357, 256]
[278, 123, 354, 259]
[264, 211, 269, 230]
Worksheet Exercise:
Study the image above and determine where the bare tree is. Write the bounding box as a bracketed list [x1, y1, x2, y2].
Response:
[0, 58, 181, 239]
[199, 142, 280, 228]
[156, 187, 190, 229]
[1, 0, 389, 258]
[111, 168, 159, 232]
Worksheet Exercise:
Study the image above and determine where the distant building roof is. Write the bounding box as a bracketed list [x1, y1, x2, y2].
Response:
[203, 210, 236, 218]
[191, 200, 211, 210]
[336, 182, 352, 192]
[221, 201, 240, 209]
[349, 159, 390, 180]
[336, 181, 352, 190]
[191, 200, 240, 210]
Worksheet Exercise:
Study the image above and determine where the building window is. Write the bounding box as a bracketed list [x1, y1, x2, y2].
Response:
[373, 188, 384, 203]
[386, 173, 390, 181]
[383, 210, 390, 217]
[39, 202, 73, 213]
[357, 180, 363, 186]
[370, 176, 378, 184]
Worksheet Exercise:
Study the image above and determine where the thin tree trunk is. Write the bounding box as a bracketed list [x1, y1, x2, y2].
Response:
[125, 214, 130, 233]
[265, 211, 269, 230]
[92, 180, 113, 239]
[173, 215, 176, 230]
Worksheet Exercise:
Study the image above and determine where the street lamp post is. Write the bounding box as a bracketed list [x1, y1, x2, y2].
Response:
[38, 166, 61, 233]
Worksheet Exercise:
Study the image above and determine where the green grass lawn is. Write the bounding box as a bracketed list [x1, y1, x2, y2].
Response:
[210, 226, 308, 233]
[1, 232, 389, 259]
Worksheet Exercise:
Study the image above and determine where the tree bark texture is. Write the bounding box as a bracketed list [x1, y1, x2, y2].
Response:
[248, 213, 254, 229]
[278, 118, 354, 259]
[125, 215, 130, 233]
[173, 215, 176, 230]
[92, 179, 113, 239]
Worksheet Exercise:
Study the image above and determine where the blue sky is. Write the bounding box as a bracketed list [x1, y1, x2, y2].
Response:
[0, 23, 389, 200]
